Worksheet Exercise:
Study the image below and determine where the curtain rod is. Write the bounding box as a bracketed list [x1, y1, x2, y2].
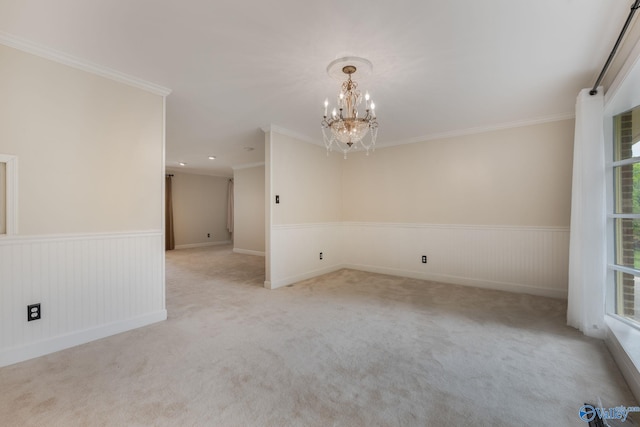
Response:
[590, 0, 640, 95]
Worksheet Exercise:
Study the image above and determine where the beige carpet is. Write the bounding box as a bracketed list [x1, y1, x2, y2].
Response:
[0, 245, 637, 426]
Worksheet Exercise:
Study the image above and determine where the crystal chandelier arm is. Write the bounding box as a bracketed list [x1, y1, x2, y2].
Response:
[321, 126, 336, 153]
[358, 125, 378, 155]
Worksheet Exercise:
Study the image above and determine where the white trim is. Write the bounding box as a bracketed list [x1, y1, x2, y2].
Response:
[266, 265, 343, 289]
[272, 222, 344, 230]
[612, 157, 640, 167]
[0, 154, 18, 235]
[233, 248, 265, 257]
[0, 310, 167, 368]
[343, 222, 568, 232]
[0, 230, 162, 245]
[265, 130, 273, 288]
[231, 162, 265, 171]
[605, 315, 640, 402]
[344, 264, 568, 299]
[263, 115, 576, 152]
[606, 35, 640, 109]
[377, 113, 576, 148]
[0, 31, 171, 97]
[161, 95, 167, 311]
[608, 264, 640, 276]
[609, 214, 640, 219]
[602, 43, 640, 394]
[265, 261, 567, 299]
[268, 222, 568, 298]
[174, 240, 231, 250]
[272, 222, 569, 233]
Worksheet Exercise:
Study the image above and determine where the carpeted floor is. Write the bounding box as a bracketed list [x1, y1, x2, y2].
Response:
[0, 245, 637, 426]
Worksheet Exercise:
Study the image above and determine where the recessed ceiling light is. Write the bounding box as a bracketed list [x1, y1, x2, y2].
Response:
[208, 156, 216, 160]
[179, 162, 186, 166]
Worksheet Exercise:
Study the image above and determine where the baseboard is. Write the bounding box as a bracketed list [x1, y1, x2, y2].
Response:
[605, 316, 640, 403]
[265, 262, 567, 298]
[175, 240, 231, 250]
[343, 263, 568, 299]
[0, 310, 167, 368]
[233, 248, 266, 257]
[266, 264, 344, 289]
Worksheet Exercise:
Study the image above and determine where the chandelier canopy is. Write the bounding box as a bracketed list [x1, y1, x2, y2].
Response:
[321, 57, 378, 158]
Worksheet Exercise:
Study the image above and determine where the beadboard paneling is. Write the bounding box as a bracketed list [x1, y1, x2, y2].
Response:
[268, 222, 570, 298]
[268, 223, 344, 289]
[342, 223, 570, 298]
[0, 231, 166, 367]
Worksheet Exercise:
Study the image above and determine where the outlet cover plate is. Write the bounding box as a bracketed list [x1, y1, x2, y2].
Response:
[27, 303, 41, 321]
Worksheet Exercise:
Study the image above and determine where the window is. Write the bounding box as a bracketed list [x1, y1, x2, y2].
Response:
[0, 154, 17, 236]
[612, 108, 640, 324]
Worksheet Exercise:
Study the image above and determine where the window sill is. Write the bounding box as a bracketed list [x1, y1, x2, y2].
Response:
[605, 315, 640, 402]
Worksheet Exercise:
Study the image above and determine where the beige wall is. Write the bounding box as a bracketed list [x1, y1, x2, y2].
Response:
[342, 119, 575, 226]
[271, 132, 342, 224]
[0, 44, 164, 235]
[233, 165, 265, 253]
[171, 171, 230, 246]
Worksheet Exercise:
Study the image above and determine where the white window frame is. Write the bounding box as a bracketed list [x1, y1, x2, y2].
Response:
[606, 113, 640, 330]
[600, 31, 640, 401]
[0, 154, 18, 236]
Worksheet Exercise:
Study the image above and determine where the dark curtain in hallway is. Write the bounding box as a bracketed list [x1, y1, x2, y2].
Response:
[165, 175, 175, 250]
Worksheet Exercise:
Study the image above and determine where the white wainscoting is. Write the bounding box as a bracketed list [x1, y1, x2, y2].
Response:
[0, 231, 166, 367]
[175, 240, 232, 250]
[342, 223, 570, 299]
[269, 222, 570, 298]
[233, 248, 266, 257]
[268, 223, 344, 289]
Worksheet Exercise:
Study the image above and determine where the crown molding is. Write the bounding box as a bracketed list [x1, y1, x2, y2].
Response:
[263, 113, 575, 152]
[261, 125, 320, 145]
[0, 31, 171, 97]
[231, 162, 265, 171]
[378, 112, 576, 149]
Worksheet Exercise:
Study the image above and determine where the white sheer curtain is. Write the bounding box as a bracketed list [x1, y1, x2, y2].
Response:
[567, 88, 607, 338]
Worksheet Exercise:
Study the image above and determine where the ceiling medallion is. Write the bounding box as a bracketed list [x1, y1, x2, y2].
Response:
[321, 57, 378, 159]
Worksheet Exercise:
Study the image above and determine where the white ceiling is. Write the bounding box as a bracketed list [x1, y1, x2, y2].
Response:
[0, 0, 632, 175]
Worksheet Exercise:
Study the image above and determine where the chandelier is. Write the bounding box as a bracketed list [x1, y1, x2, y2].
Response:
[321, 57, 378, 158]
